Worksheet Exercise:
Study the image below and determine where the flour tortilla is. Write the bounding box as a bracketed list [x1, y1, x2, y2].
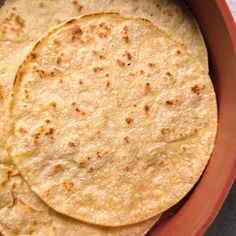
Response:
[0, 166, 159, 236]
[8, 13, 217, 227]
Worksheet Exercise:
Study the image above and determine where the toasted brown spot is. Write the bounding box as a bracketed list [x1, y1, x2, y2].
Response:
[45, 119, 51, 124]
[56, 56, 62, 64]
[99, 55, 106, 60]
[129, 72, 136, 76]
[33, 132, 41, 144]
[96, 151, 101, 158]
[39, 2, 45, 8]
[124, 166, 130, 171]
[105, 73, 110, 77]
[140, 70, 145, 75]
[98, 22, 111, 32]
[19, 128, 27, 134]
[53, 39, 61, 46]
[62, 181, 75, 192]
[92, 51, 106, 60]
[59, 79, 63, 84]
[53, 164, 62, 171]
[164, 71, 174, 81]
[106, 81, 111, 88]
[98, 32, 108, 38]
[71, 26, 83, 41]
[123, 26, 129, 33]
[144, 105, 150, 114]
[92, 51, 98, 56]
[124, 136, 130, 143]
[75, 108, 80, 112]
[40, 126, 45, 132]
[33, 67, 61, 79]
[191, 84, 206, 95]
[79, 157, 91, 167]
[161, 127, 175, 135]
[79, 80, 83, 85]
[148, 63, 156, 68]
[68, 142, 76, 147]
[12, 183, 16, 189]
[15, 15, 25, 27]
[45, 128, 54, 136]
[117, 59, 125, 67]
[123, 51, 132, 60]
[125, 117, 134, 124]
[50, 102, 57, 108]
[33, 67, 46, 78]
[166, 98, 180, 106]
[72, 0, 83, 12]
[71, 102, 76, 106]
[158, 160, 165, 167]
[93, 66, 105, 72]
[30, 52, 37, 59]
[176, 50, 182, 55]
[49, 68, 61, 77]
[123, 35, 129, 43]
[144, 82, 151, 93]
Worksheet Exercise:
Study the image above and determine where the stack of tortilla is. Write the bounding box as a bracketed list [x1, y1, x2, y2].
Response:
[0, 1, 217, 235]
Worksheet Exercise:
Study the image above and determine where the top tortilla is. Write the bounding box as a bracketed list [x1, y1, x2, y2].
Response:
[0, 1, 165, 235]
[8, 13, 217, 227]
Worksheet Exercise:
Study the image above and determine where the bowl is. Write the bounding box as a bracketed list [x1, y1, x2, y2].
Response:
[149, 0, 236, 235]
[0, 0, 235, 235]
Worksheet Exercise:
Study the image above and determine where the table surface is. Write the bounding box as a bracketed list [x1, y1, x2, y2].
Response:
[206, 1, 236, 235]
[206, 182, 236, 235]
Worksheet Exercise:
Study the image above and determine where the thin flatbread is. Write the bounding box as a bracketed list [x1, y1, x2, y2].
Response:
[0, 165, 159, 236]
[0, 1, 163, 235]
[8, 13, 217, 227]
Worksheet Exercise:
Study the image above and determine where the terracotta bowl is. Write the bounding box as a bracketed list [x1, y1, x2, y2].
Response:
[149, 0, 236, 235]
[0, 0, 235, 235]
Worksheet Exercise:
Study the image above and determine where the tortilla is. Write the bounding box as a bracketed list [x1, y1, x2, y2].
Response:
[8, 13, 217, 227]
[0, 165, 159, 236]
[0, 1, 163, 235]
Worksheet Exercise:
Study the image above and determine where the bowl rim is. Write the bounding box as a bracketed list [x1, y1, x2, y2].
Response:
[198, 0, 236, 233]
